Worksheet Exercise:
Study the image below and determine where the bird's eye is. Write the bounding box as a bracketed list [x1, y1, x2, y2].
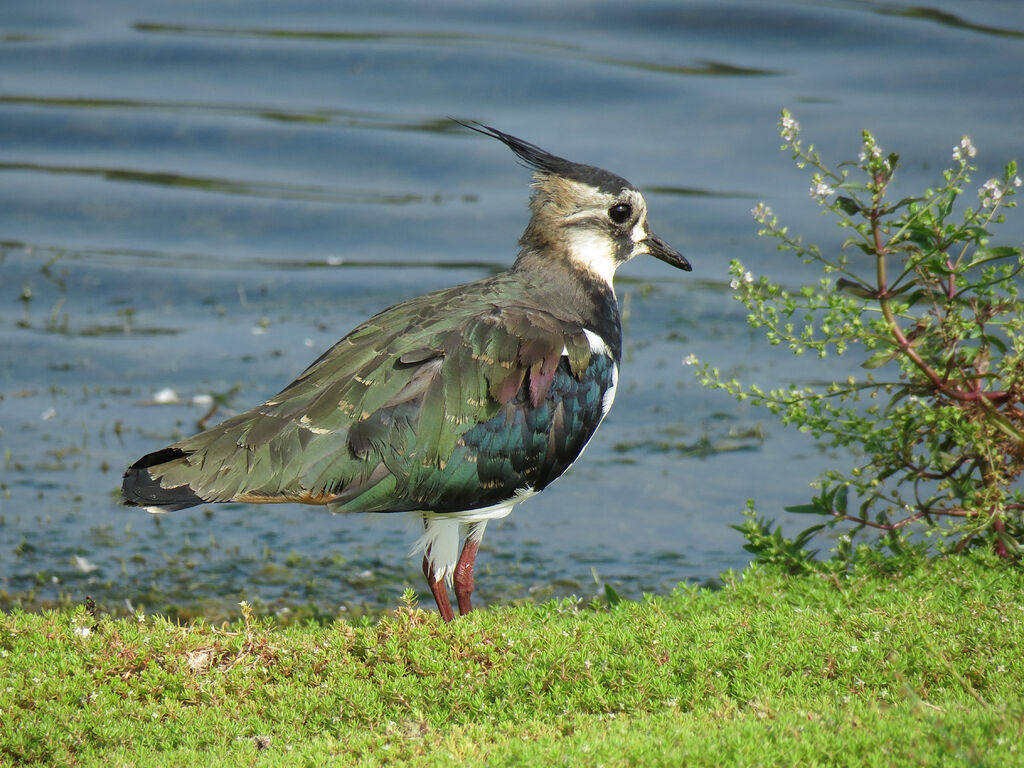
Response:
[608, 203, 632, 224]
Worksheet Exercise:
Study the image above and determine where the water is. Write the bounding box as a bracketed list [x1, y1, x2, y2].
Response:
[2, 0, 1023, 619]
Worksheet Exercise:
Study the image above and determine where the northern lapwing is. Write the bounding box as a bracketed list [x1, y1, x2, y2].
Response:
[122, 123, 691, 621]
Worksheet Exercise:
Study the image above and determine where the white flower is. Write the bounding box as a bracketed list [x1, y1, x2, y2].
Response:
[1014, 176, 1022, 188]
[779, 112, 799, 142]
[952, 136, 976, 162]
[979, 178, 1003, 208]
[743, 271, 754, 284]
[751, 203, 773, 224]
[73, 626, 91, 638]
[858, 143, 882, 165]
[810, 181, 835, 200]
[683, 353, 699, 366]
[729, 278, 740, 290]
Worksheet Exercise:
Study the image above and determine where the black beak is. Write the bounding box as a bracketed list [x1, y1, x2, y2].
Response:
[644, 234, 691, 272]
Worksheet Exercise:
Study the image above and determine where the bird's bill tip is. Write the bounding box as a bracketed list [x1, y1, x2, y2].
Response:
[645, 234, 691, 272]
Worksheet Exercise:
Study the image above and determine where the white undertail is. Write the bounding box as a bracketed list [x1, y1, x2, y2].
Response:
[411, 488, 535, 584]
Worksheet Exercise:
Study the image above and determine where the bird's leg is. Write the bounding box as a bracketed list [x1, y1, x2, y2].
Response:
[422, 554, 455, 622]
[453, 539, 479, 615]
[454, 522, 486, 616]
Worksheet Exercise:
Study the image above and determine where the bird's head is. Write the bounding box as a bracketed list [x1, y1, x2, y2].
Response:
[459, 122, 691, 286]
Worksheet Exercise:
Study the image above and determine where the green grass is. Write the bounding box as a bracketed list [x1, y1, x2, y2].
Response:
[2, 553, 1022, 766]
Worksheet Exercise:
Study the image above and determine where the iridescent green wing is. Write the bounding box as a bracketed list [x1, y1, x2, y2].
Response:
[139, 277, 594, 513]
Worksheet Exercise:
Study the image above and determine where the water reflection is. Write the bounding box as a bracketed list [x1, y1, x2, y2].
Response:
[0, 160, 438, 204]
[866, 3, 1024, 38]
[0, 95, 457, 131]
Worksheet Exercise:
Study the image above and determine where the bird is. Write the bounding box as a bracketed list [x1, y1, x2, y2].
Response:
[122, 123, 692, 621]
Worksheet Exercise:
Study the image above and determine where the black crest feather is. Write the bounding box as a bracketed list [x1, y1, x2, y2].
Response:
[454, 120, 634, 195]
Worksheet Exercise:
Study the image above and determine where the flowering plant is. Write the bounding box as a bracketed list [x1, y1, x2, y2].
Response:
[694, 110, 1024, 566]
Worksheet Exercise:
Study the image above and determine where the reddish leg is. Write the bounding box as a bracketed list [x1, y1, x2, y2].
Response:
[453, 537, 480, 616]
[422, 555, 454, 622]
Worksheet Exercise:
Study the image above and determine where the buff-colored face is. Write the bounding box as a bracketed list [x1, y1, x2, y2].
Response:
[529, 177, 657, 285]
[526, 175, 689, 284]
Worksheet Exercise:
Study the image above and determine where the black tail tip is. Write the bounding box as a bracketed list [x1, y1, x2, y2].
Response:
[121, 447, 205, 512]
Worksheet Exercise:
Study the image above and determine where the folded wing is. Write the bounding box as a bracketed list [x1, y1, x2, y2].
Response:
[123, 279, 611, 515]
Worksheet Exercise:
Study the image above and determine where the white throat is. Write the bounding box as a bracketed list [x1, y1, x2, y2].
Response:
[565, 229, 617, 287]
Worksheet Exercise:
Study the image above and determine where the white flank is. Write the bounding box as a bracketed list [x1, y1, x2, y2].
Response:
[566, 228, 617, 287]
[582, 328, 611, 356]
[411, 488, 535, 584]
[602, 364, 619, 417]
[582, 329, 618, 417]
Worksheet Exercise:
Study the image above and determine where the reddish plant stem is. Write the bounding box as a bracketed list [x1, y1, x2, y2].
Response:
[830, 507, 970, 532]
[980, 457, 1012, 560]
[992, 515, 1010, 559]
[872, 212, 1009, 404]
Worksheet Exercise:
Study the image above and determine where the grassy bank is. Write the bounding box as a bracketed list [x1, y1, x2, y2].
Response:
[2, 553, 1022, 766]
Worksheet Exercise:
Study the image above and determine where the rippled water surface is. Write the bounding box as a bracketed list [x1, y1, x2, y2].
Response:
[2, 0, 1023, 618]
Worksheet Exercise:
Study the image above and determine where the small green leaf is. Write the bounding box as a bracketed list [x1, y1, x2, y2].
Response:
[902, 290, 927, 307]
[836, 278, 877, 299]
[984, 334, 1008, 354]
[905, 225, 936, 250]
[984, 408, 1024, 443]
[886, 196, 921, 213]
[970, 246, 1021, 267]
[784, 504, 823, 515]
[604, 583, 622, 607]
[888, 281, 917, 297]
[939, 188, 957, 218]
[960, 225, 991, 241]
[862, 347, 900, 369]
[834, 485, 849, 515]
[793, 523, 827, 547]
[836, 196, 862, 215]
